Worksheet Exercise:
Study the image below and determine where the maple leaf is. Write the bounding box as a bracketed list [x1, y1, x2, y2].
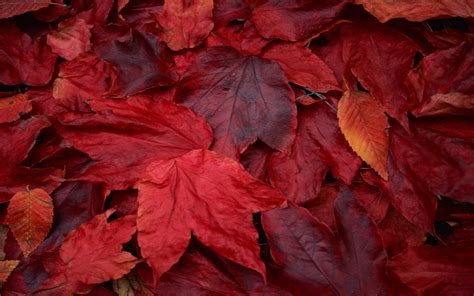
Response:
[7, 188, 54, 257]
[157, 0, 214, 51]
[136, 149, 286, 284]
[47, 17, 92, 61]
[175, 46, 297, 159]
[263, 188, 393, 295]
[355, 0, 474, 22]
[338, 90, 389, 180]
[0, 0, 51, 19]
[39, 210, 139, 293]
[55, 97, 213, 189]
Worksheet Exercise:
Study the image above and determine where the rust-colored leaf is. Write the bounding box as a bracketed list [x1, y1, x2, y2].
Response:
[6, 188, 54, 257]
[0, 260, 19, 282]
[338, 90, 389, 180]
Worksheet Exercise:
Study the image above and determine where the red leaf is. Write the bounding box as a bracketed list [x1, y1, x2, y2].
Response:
[55, 97, 213, 189]
[136, 149, 285, 284]
[391, 118, 474, 203]
[249, 0, 348, 41]
[175, 46, 296, 159]
[263, 188, 393, 295]
[261, 42, 340, 93]
[95, 30, 178, 96]
[52, 53, 114, 110]
[157, 0, 214, 51]
[340, 20, 419, 122]
[47, 17, 92, 61]
[207, 20, 270, 55]
[389, 243, 474, 294]
[265, 106, 333, 204]
[40, 210, 139, 292]
[410, 39, 474, 117]
[286, 104, 361, 185]
[7, 188, 53, 257]
[158, 246, 290, 295]
[355, 0, 474, 22]
[0, 94, 32, 124]
[0, 0, 50, 19]
[0, 23, 57, 86]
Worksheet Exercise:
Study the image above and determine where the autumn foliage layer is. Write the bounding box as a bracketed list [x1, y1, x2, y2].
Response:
[0, 0, 473, 295]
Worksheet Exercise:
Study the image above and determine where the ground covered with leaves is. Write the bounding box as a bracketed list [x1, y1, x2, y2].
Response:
[0, 0, 473, 295]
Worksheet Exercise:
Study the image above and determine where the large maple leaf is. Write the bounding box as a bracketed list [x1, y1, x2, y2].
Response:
[175, 46, 297, 159]
[55, 96, 213, 189]
[136, 149, 286, 284]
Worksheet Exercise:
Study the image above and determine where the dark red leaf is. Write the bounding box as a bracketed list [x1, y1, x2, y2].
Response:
[0, 0, 51, 19]
[263, 188, 393, 295]
[95, 30, 178, 97]
[0, 23, 57, 86]
[175, 46, 296, 159]
[249, 0, 348, 41]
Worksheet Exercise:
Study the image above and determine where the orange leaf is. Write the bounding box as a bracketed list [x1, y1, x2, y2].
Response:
[337, 91, 389, 180]
[0, 260, 19, 282]
[7, 188, 54, 256]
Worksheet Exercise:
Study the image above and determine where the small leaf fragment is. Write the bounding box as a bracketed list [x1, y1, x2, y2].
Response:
[0, 260, 20, 282]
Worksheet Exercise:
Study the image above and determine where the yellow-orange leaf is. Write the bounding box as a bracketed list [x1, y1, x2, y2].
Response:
[337, 91, 389, 180]
[0, 260, 19, 282]
[7, 188, 54, 257]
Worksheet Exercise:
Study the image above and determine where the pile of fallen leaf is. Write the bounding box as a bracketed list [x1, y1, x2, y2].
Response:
[0, 0, 473, 295]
